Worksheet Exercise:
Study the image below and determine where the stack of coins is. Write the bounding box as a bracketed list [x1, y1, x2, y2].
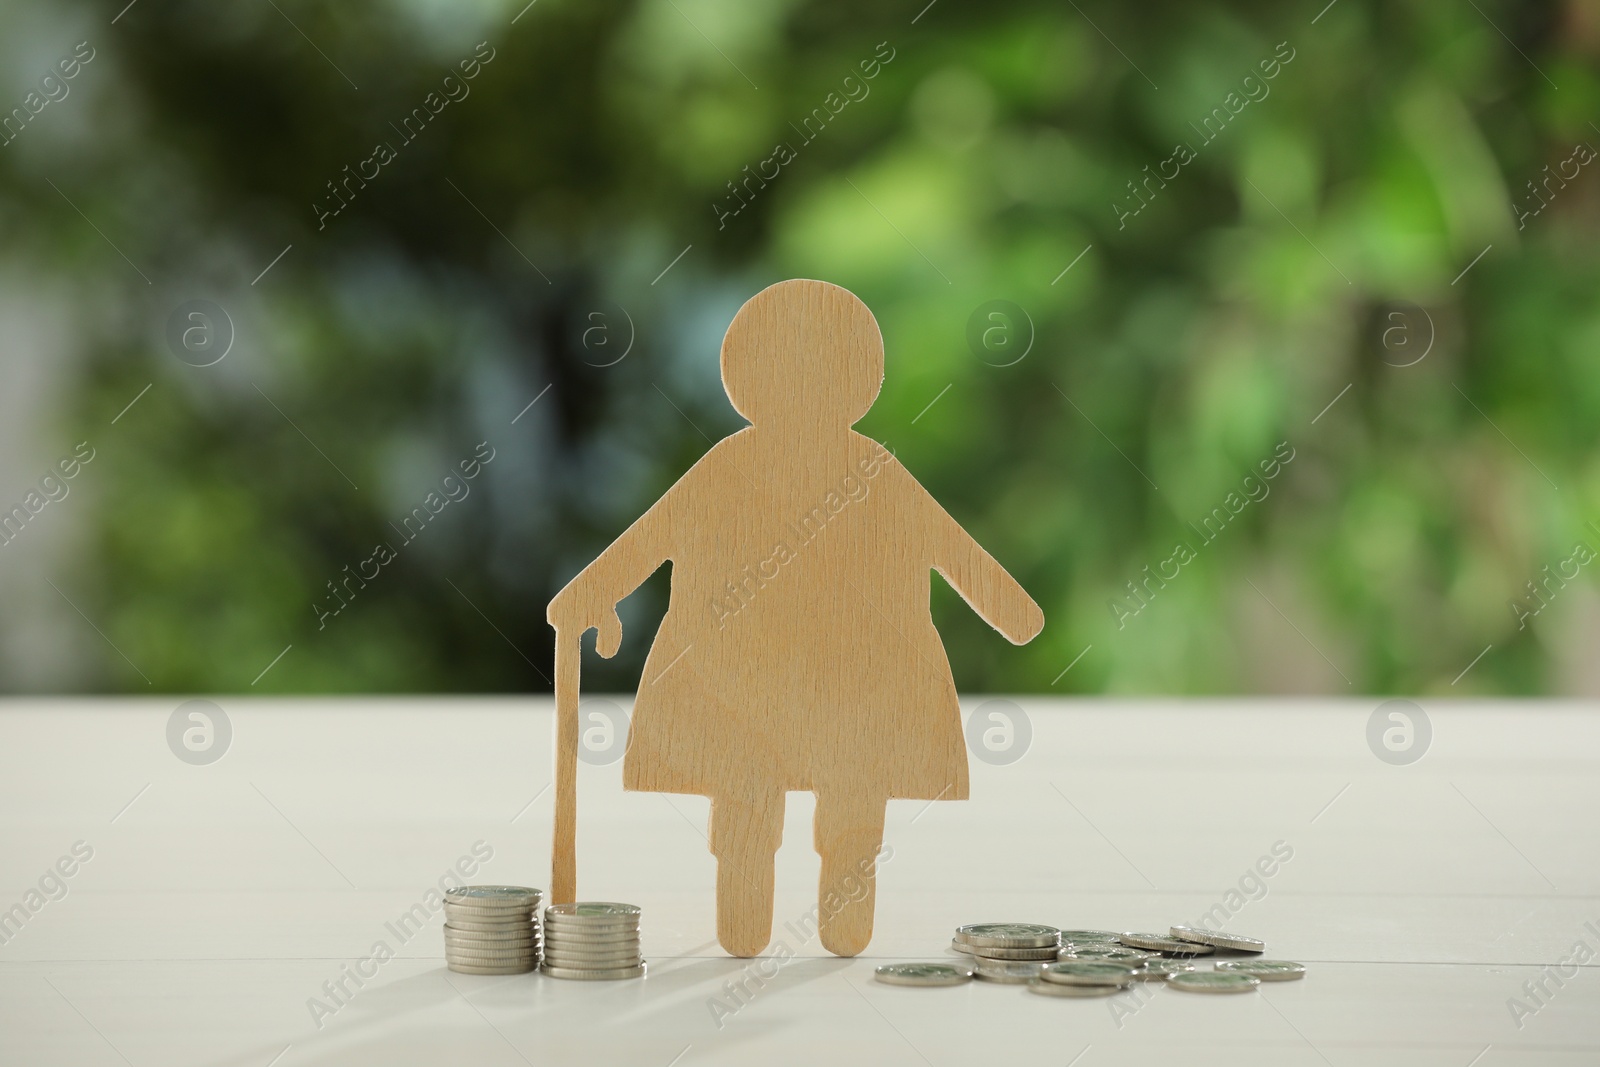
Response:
[443, 885, 543, 975]
[954, 923, 1061, 982]
[1028, 959, 1139, 998]
[541, 902, 646, 980]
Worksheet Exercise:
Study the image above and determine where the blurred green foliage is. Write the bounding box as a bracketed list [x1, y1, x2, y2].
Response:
[3, 0, 1597, 694]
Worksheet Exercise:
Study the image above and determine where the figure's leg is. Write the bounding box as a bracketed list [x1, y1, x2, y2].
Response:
[708, 788, 784, 957]
[813, 792, 887, 957]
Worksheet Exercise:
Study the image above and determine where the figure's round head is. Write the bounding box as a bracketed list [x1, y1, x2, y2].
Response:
[721, 279, 883, 430]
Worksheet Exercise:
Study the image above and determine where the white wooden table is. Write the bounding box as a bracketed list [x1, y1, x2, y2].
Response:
[1, 698, 1596, 1066]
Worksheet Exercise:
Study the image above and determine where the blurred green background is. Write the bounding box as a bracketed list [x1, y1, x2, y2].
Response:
[1, 0, 1597, 695]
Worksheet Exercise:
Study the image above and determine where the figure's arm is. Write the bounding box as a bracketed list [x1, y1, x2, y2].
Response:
[909, 470, 1043, 645]
[549, 437, 754, 653]
[547, 497, 673, 656]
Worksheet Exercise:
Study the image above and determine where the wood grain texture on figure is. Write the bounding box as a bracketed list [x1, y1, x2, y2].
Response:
[548, 279, 1044, 957]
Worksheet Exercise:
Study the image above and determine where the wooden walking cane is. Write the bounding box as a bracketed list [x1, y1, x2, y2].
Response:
[551, 624, 579, 904]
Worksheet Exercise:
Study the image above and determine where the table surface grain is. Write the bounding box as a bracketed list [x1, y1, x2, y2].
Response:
[1, 697, 1596, 1066]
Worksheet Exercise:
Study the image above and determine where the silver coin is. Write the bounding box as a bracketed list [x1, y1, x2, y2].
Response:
[444, 910, 535, 925]
[972, 959, 1048, 984]
[544, 931, 639, 944]
[1059, 930, 1121, 945]
[547, 921, 640, 940]
[449, 950, 541, 963]
[444, 896, 536, 912]
[540, 929, 637, 942]
[540, 962, 647, 980]
[541, 959, 640, 972]
[445, 940, 540, 953]
[970, 944, 1060, 961]
[445, 904, 536, 921]
[445, 945, 539, 958]
[445, 932, 540, 944]
[874, 963, 974, 987]
[543, 912, 641, 925]
[444, 895, 537, 915]
[1170, 925, 1266, 953]
[539, 937, 639, 951]
[1134, 959, 1196, 980]
[444, 919, 537, 933]
[448, 927, 540, 947]
[1039, 961, 1137, 987]
[949, 938, 976, 955]
[544, 903, 641, 922]
[441, 934, 540, 953]
[445, 885, 543, 906]
[1026, 978, 1121, 998]
[544, 910, 640, 923]
[1215, 960, 1305, 981]
[543, 928, 641, 942]
[448, 953, 540, 966]
[448, 961, 537, 975]
[448, 959, 540, 970]
[539, 937, 636, 951]
[1058, 945, 1153, 963]
[540, 949, 642, 965]
[1168, 971, 1260, 994]
[955, 923, 1060, 949]
[1118, 933, 1213, 956]
[444, 920, 537, 933]
[1159, 945, 1214, 958]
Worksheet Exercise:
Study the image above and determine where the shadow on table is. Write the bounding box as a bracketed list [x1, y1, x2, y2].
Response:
[216, 953, 861, 1066]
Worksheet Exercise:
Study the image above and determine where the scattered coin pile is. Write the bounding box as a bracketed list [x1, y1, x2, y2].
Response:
[878, 923, 1304, 997]
[541, 902, 647, 980]
[443, 885, 543, 975]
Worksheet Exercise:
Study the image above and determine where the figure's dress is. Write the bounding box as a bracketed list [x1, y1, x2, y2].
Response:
[621, 430, 969, 803]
